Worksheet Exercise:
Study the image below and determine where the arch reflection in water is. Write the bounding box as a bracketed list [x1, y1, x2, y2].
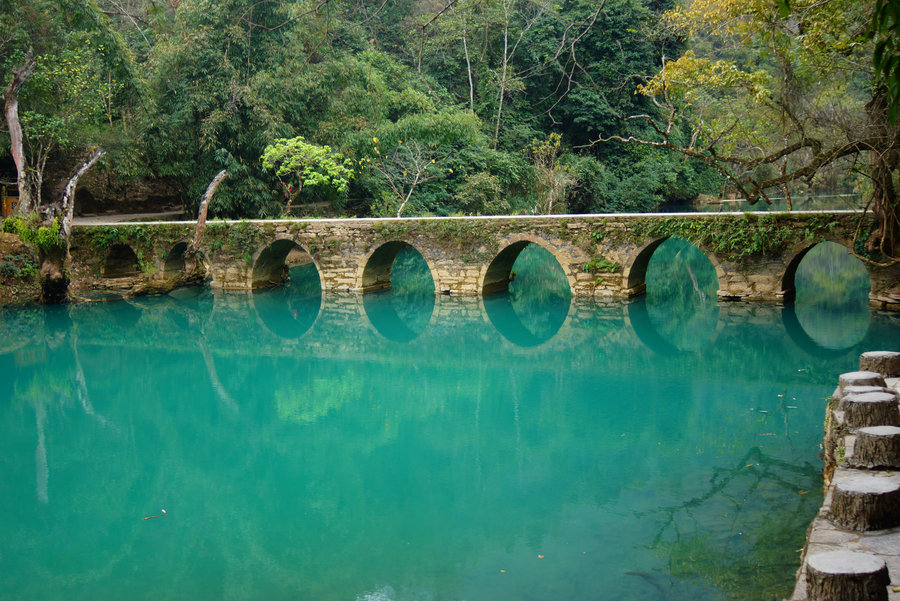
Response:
[252, 261, 322, 340]
[483, 243, 570, 347]
[642, 238, 719, 352]
[789, 241, 870, 351]
[362, 245, 435, 342]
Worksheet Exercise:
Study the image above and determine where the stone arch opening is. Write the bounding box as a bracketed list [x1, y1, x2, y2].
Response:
[625, 237, 721, 298]
[162, 242, 188, 279]
[625, 238, 668, 295]
[782, 241, 871, 304]
[361, 241, 435, 293]
[481, 243, 570, 346]
[782, 241, 870, 350]
[482, 240, 571, 296]
[252, 239, 319, 289]
[251, 240, 322, 339]
[102, 244, 140, 278]
[627, 238, 720, 351]
[361, 243, 435, 340]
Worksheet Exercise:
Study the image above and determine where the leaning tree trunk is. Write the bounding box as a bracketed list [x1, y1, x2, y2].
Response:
[40, 148, 107, 304]
[127, 170, 227, 299]
[185, 169, 227, 262]
[61, 148, 106, 240]
[4, 51, 36, 215]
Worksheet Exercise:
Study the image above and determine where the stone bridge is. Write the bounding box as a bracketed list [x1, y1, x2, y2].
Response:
[67, 211, 900, 309]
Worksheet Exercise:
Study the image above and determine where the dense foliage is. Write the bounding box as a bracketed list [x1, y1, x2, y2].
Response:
[0, 0, 896, 229]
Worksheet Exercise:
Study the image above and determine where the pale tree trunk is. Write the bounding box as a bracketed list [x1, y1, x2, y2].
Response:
[4, 51, 36, 215]
[186, 169, 228, 258]
[493, 1, 511, 148]
[40, 148, 106, 303]
[462, 21, 475, 113]
[61, 148, 106, 240]
[124, 170, 227, 298]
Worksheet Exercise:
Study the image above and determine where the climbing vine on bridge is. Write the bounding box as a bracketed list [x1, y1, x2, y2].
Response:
[623, 213, 854, 263]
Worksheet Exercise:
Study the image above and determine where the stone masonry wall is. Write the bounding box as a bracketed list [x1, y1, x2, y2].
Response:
[67, 212, 900, 308]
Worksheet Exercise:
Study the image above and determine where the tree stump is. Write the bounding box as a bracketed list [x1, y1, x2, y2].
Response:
[838, 385, 887, 403]
[829, 475, 900, 530]
[806, 550, 889, 601]
[860, 351, 900, 378]
[848, 426, 900, 469]
[842, 391, 900, 428]
[838, 371, 887, 398]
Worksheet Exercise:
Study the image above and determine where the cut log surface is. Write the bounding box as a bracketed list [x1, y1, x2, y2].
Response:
[848, 426, 900, 469]
[806, 550, 889, 601]
[842, 391, 900, 428]
[830, 475, 900, 531]
[838, 385, 888, 403]
[839, 371, 887, 397]
[860, 351, 900, 378]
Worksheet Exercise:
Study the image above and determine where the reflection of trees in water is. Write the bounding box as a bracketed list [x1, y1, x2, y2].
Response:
[252, 263, 322, 339]
[644, 239, 719, 351]
[639, 445, 821, 601]
[484, 243, 570, 346]
[362, 246, 435, 341]
[793, 242, 870, 350]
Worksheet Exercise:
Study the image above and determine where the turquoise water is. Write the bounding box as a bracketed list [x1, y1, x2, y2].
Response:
[1, 242, 897, 601]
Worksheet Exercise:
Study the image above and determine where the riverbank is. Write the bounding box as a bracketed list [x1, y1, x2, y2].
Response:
[791, 352, 900, 600]
[0, 233, 40, 306]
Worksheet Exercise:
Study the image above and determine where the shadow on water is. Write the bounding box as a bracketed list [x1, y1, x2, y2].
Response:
[641, 238, 719, 353]
[483, 243, 570, 347]
[252, 262, 323, 340]
[362, 245, 435, 342]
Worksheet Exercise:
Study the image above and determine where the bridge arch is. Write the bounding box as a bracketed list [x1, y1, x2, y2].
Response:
[358, 241, 438, 294]
[250, 238, 320, 290]
[102, 243, 141, 278]
[623, 236, 725, 298]
[780, 240, 870, 304]
[162, 242, 188, 278]
[480, 234, 580, 295]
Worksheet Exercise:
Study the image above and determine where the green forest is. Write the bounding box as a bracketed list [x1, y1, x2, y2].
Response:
[1, 0, 898, 229]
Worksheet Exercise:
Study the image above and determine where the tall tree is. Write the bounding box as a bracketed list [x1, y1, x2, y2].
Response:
[591, 0, 899, 262]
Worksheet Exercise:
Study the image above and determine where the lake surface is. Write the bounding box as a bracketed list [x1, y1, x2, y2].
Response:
[1, 240, 897, 601]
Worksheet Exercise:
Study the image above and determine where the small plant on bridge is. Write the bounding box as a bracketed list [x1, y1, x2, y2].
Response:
[583, 256, 620, 274]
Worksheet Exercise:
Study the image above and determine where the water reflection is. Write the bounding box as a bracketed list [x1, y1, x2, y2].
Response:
[792, 242, 870, 350]
[483, 243, 570, 347]
[643, 238, 719, 351]
[2, 264, 900, 601]
[252, 263, 322, 339]
[362, 245, 435, 342]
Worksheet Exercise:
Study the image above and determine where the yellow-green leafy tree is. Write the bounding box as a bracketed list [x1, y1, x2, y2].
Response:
[597, 0, 899, 263]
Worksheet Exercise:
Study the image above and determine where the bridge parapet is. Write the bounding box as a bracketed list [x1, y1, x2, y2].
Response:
[67, 212, 900, 310]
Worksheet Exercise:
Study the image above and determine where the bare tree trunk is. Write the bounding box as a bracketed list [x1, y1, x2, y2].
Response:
[462, 21, 475, 113]
[493, 3, 511, 148]
[186, 169, 228, 258]
[4, 51, 36, 215]
[61, 148, 106, 240]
